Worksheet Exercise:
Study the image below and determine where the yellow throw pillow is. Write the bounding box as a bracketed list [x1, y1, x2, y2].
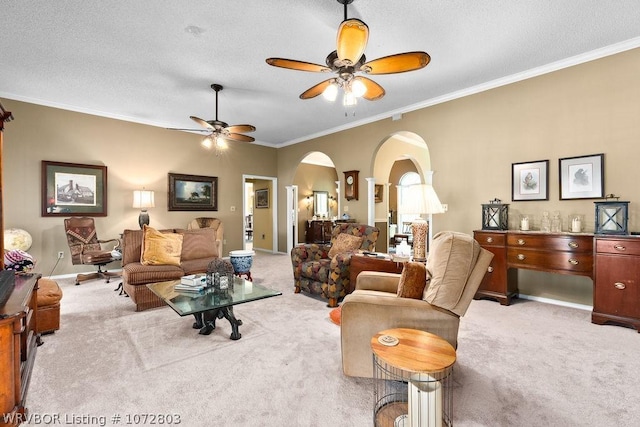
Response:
[396, 262, 428, 299]
[140, 225, 183, 266]
[327, 233, 363, 258]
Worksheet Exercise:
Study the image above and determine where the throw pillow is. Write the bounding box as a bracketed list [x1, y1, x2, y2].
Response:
[397, 262, 428, 299]
[327, 233, 364, 258]
[177, 228, 219, 261]
[140, 225, 183, 266]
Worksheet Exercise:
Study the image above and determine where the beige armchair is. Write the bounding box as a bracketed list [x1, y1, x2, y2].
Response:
[340, 231, 493, 378]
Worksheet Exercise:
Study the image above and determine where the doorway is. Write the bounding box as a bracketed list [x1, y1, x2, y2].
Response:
[243, 174, 278, 253]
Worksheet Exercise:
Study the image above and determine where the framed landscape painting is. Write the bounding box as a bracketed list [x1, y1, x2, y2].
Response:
[511, 160, 549, 201]
[559, 153, 604, 200]
[255, 189, 269, 209]
[168, 173, 218, 211]
[42, 160, 107, 216]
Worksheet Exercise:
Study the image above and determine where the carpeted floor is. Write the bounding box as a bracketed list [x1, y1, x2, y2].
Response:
[25, 251, 640, 426]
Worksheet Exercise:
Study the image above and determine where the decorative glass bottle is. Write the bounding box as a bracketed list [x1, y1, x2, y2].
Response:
[540, 211, 551, 233]
[551, 211, 562, 233]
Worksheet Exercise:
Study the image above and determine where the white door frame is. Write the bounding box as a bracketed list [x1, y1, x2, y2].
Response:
[286, 185, 298, 254]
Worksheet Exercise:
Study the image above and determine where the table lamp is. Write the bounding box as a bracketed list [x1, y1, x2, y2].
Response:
[398, 184, 445, 262]
[133, 189, 155, 229]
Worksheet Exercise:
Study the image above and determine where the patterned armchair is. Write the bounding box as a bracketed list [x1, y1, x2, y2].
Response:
[291, 223, 379, 307]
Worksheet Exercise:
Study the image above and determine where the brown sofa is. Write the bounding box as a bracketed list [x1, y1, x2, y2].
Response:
[121, 222, 223, 311]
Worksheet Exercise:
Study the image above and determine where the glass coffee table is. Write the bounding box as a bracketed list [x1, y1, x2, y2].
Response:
[147, 277, 281, 340]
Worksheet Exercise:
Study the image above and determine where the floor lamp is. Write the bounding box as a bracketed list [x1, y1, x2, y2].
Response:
[399, 184, 445, 262]
[133, 189, 155, 229]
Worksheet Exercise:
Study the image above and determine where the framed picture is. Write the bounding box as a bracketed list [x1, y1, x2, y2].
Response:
[168, 173, 218, 211]
[511, 160, 549, 201]
[255, 188, 269, 209]
[42, 161, 107, 217]
[559, 153, 604, 200]
[374, 184, 383, 203]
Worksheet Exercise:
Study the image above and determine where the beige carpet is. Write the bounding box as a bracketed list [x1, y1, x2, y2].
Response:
[26, 251, 640, 426]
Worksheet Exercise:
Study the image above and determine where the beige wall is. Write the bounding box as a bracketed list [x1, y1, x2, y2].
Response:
[1, 101, 276, 276]
[3, 47, 640, 306]
[277, 47, 640, 306]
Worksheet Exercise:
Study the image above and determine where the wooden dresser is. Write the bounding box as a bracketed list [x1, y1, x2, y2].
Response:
[593, 236, 640, 332]
[474, 230, 640, 332]
[1, 272, 41, 426]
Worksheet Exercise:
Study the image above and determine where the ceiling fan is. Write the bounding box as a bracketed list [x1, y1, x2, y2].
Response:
[172, 84, 256, 149]
[265, 0, 430, 104]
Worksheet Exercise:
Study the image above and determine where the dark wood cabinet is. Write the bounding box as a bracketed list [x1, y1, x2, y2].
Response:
[474, 231, 593, 306]
[305, 220, 334, 244]
[473, 231, 518, 305]
[1, 273, 41, 426]
[593, 237, 640, 332]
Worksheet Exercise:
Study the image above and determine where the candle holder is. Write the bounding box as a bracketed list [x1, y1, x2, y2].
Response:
[520, 214, 530, 231]
[482, 199, 509, 230]
[569, 214, 584, 233]
[595, 200, 629, 235]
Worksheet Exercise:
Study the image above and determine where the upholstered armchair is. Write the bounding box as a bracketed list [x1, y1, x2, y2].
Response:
[340, 231, 493, 378]
[291, 223, 380, 307]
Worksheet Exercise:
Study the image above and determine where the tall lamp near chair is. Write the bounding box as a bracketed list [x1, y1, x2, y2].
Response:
[398, 184, 445, 262]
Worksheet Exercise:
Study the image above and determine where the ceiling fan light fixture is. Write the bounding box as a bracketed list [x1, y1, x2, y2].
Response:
[322, 83, 339, 101]
[351, 79, 367, 97]
[201, 135, 214, 149]
[343, 91, 357, 107]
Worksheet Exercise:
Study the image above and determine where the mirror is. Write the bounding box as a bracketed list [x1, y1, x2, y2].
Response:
[313, 191, 329, 218]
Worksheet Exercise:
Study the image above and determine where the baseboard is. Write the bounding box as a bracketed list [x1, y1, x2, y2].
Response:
[518, 293, 592, 311]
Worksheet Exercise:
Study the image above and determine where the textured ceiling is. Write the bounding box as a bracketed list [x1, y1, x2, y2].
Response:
[1, 0, 640, 147]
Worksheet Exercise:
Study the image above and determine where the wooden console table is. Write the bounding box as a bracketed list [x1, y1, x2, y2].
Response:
[474, 230, 640, 332]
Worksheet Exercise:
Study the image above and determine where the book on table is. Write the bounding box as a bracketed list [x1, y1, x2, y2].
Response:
[180, 274, 207, 286]
[174, 283, 205, 292]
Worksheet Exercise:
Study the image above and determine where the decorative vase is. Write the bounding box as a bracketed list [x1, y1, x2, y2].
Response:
[229, 250, 255, 281]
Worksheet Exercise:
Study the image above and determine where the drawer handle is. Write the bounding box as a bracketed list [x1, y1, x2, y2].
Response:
[614, 244, 626, 251]
[517, 254, 526, 260]
[614, 282, 626, 290]
[568, 241, 579, 249]
[486, 237, 494, 243]
[568, 259, 579, 265]
[487, 266, 494, 273]
[517, 239, 525, 246]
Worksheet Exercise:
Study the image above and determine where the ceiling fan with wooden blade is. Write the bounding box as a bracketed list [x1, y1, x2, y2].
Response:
[266, 0, 430, 102]
[170, 84, 256, 145]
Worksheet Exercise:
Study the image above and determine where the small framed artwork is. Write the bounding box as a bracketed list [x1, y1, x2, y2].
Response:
[511, 160, 549, 201]
[374, 184, 383, 203]
[42, 160, 108, 216]
[168, 173, 218, 211]
[255, 188, 269, 209]
[559, 153, 604, 200]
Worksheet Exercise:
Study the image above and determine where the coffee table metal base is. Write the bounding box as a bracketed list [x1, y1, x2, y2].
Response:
[192, 307, 244, 340]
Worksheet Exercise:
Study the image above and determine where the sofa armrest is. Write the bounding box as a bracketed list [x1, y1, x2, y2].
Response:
[291, 244, 330, 265]
[355, 271, 401, 294]
[340, 290, 459, 378]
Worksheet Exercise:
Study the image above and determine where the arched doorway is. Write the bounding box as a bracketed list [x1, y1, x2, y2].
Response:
[370, 132, 434, 252]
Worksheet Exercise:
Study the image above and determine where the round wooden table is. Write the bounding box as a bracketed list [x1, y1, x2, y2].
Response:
[371, 328, 456, 427]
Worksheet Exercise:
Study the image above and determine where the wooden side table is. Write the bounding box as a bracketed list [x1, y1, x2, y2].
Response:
[349, 254, 405, 294]
[371, 328, 456, 427]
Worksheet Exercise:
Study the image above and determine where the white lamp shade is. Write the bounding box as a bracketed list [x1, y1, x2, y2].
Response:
[133, 190, 155, 209]
[398, 184, 445, 215]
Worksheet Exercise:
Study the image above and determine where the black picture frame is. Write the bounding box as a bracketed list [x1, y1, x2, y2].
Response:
[168, 173, 218, 211]
[255, 189, 269, 209]
[559, 153, 604, 200]
[511, 160, 549, 201]
[42, 160, 107, 217]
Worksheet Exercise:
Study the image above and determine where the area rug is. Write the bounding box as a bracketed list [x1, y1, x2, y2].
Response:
[329, 306, 341, 326]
